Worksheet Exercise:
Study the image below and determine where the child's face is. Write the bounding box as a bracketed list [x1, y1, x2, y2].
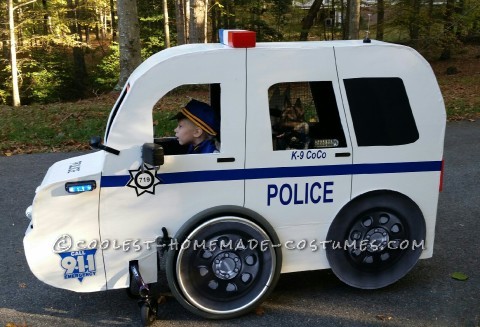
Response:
[174, 118, 199, 146]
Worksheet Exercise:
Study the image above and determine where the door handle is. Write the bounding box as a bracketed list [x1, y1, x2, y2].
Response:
[335, 152, 351, 157]
[217, 157, 235, 163]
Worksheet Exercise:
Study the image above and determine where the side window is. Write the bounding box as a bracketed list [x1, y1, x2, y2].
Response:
[344, 77, 419, 146]
[152, 83, 221, 155]
[269, 81, 347, 151]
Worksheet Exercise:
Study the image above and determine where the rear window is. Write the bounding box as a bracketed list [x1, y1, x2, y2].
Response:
[268, 81, 347, 151]
[344, 77, 419, 146]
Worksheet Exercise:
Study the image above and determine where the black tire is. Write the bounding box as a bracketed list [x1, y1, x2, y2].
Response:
[157, 249, 170, 294]
[326, 192, 426, 289]
[126, 270, 140, 299]
[140, 303, 156, 326]
[167, 214, 281, 319]
[126, 285, 140, 299]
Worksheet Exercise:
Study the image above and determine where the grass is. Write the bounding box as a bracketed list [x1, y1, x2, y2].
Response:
[430, 45, 480, 121]
[1, 46, 479, 156]
[0, 100, 111, 155]
[437, 74, 480, 121]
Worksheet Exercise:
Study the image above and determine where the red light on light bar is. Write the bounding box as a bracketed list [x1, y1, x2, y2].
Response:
[219, 29, 256, 48]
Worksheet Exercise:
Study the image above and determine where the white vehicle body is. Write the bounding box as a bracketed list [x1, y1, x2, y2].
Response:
[24, 32, 445, 319]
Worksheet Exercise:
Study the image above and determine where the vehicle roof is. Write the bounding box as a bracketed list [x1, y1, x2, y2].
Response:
[128, 39, 402, 83]
[255, 39, 391, 48]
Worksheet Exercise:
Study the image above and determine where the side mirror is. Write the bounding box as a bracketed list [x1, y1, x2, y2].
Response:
[89, 136, 120, 155]
[142, 143, 164, 167]
[89, 136, 102, 149]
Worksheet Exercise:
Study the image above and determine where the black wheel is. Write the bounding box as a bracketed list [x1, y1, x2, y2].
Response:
[156, 249, 170, 294]
[126, 285, 140, 299]
[140, 303, 156, 326]
[326, 192, 426, 289]
[167, 216, 281, 319]
[126, 272, 140, 299]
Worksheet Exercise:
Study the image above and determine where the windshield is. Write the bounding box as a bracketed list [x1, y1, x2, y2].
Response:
[105, 83, 129, 141]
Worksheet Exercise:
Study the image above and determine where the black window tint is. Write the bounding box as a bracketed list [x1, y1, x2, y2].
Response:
[344, 78, 419, 146]
[269, 81, 346, 151]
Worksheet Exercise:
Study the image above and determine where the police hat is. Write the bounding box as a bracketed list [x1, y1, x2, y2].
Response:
[172, 99, 219, 136]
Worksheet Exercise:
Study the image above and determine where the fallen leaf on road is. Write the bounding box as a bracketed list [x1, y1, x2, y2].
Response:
[376, 314, 393, 321]
[157, 295, 167, 305]
[255, 306, 265, 316]
[450, 272, 469, 281]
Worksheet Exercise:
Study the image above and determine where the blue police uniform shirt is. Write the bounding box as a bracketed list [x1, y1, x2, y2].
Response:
[187, 139, 217, 154]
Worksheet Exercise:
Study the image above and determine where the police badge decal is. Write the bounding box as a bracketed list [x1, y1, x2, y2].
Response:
[126, 164, 162, 196]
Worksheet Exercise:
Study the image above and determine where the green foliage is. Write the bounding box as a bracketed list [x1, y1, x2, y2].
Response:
[0, 89, 8, 105]
[1, 49, 77, 104]
[0, 59, 11, 105]
[91, 44, 120, 91]
[1, 0, 479, 106]
[229, 0, 287, 41]
[27, 67, 62, 103]
[139, 11, 167, 57]
[142, 35, 166, 59]
[23, 53, 61, 103]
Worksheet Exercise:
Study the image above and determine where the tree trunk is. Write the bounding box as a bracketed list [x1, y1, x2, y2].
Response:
[340, 0, 350, 40]
[8, 0, 21, 106]
[455, 0, 465, 39]
[110, 0, 116, 39]
[189, 0, 206, 43]
[85, 24, 90, 44]
[204, 0, 208, 43]
[343, 0, 350, 39]
[175, 0, 186, 44]
[348, 0, 360, 39]
[409, 0, 421, 46]
[2, 35, 8, 59]
[42, 0, 52, 35]
[440, 0, 455, 60]
[330, 0, 335, 40]
[103, 6, 108, 39]
[185, 0, 190, 42]
[116, 0, 142, 89]
[66, 0, 88, 98]
[427, 0, 434, 37]
[377, 0, 384, 40]
[300, 0, 324, 41]
[163, 0, 170, 47]
[211, 1, 218, 43]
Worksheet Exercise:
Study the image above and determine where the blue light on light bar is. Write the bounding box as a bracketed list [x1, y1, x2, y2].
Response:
[65, 181, 96, 194]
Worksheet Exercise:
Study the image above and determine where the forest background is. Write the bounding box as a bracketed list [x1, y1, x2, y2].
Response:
[1, 0, 479, 155]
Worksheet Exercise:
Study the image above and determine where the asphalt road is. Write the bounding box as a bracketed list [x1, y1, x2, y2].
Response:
[1, 121, 479, 327]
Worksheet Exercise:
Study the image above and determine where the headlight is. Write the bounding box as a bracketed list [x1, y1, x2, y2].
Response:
[25, 205, 33, 220]
[65, 181, 97, 194]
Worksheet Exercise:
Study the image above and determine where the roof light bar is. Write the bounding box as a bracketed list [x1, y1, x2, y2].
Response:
[219, 29, 256, 48]
[65, 181, 97, 194]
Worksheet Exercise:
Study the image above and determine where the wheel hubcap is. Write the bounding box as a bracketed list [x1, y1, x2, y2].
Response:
[347, 211, 407, 270]
[213, 252, 242, 280]
[365, 227, 389, 252]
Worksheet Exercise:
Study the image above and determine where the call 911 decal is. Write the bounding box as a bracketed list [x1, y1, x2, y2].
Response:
[58, 249, 97, 282]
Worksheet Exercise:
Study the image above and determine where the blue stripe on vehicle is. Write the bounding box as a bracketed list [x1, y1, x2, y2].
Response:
[100, 161, 442, 188]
